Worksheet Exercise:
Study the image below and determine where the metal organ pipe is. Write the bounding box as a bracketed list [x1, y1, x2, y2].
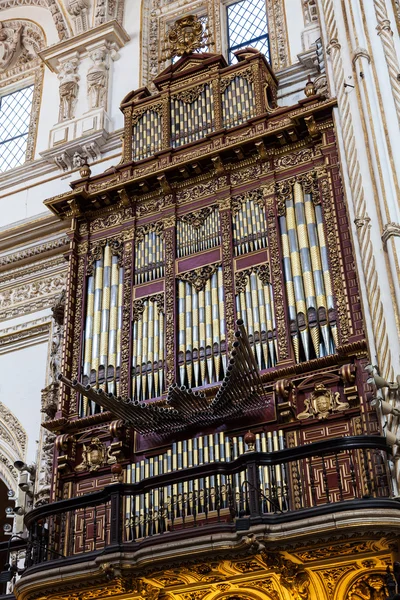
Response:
[178, 267, 226, 388]
[132, 297, 165, 401]
[82, 244, 123, 415]
[279, 182, 337, 362]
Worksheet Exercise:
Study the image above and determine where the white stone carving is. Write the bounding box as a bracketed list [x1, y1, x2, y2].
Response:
[0, 272, 66, 321]
[87, 46, 109, 110]
[94, 0, 125, 26]
[65, 0, 90, 34]
[303, 0, 319, 24]
[57, 57, 80, 122]
[0, 0, 70, 41]
[0, 19, 45, 75]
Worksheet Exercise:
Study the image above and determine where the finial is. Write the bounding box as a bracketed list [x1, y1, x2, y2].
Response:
[79, 158, 91, 179]
[244, 430, 256, 452]
[304, 75, 316, 97]
[161, 15, 210, 62]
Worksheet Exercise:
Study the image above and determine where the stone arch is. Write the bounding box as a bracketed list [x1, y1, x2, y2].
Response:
[0, 0, 71, 41]
[337, 569, 388, 600]
[207, 586, 288, 600]
[0, 402, 27, 493]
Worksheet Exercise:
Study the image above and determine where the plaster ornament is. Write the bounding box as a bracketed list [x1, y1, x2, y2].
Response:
[0, 21, 23, 72]
[297, 383, 349, 420]
[87, 47, 109, 110]
[65, 0, 89, 33]
[303, 0, 319, 24]
[94, 0, 124, 26]
[57, 59, 80, 122]
[75, 437, 107, 472]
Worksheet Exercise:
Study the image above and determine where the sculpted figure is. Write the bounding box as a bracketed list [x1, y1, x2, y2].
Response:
[87, 48, 108, 109]
[58, 59, 79, 121]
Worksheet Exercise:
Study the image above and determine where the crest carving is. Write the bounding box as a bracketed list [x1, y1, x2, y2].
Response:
[297, 383, 349, 420]
[75, 437, 111, 472]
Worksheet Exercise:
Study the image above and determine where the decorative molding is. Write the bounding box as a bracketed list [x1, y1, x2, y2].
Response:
[0, 236, 69, 268]
[0, 401, 27, 455]
[0, 0, 70, 41]
[0, 19, 45, 74]
[38, 20, 130, 72]
[374, 0, 400, 128]
[0, 316, 51, 354]
[382, 222, 400, 248]
[0, 272, 66, 321]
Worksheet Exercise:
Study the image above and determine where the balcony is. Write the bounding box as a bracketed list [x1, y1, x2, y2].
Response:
[6, 435, 394, 577]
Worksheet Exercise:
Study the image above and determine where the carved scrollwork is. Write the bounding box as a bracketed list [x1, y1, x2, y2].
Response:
[86, 238, 123, 276]
[179, 206, 215, 229]
[172, 84, 205, 104]
[231, 189, 264, 215]
[132, 294, 165, 321]
[220, 67, 255, 93]
[235, 264, 270, 293]
[179, 263, 220, 292]
[135, 222, 164, 244]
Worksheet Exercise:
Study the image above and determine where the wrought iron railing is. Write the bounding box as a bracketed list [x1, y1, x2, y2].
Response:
[24, 436, 393, 569]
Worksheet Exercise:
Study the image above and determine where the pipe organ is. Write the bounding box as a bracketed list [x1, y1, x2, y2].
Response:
[132, 108, 163, 162]
[47, 38, 369, 560]
[235, 267, 277, 370]
[279, 181, 337, 362]
[81, 241, 123, 413]
[177, 265, 226, 387]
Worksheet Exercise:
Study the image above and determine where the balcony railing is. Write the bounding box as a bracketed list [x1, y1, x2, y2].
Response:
[24, 436, 393, 569]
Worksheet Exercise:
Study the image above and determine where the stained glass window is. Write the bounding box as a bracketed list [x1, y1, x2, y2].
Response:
[0, 85, 34, 173]
[227, 0, 270, 64]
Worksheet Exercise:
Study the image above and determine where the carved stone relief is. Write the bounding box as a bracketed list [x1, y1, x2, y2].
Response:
[65, 0, 90, 34]
[87, 45, 109, 110]
[0, 1, 70, 41]
[57, 57, 80, 121]
[94, 0, 125, 26]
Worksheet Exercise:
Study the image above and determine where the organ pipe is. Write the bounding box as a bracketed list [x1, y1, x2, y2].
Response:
[132, 296, 165, 401]
[176, 206, 220, 257]
[135, 225, 164, 284]
[133, 109, 163, 161]
[171, 85, 214, 148]
[235, 269, 277, 370]
[232, 191, 268, 256]
[82, 243, 123, 415]
[222, 75, 256, 129]
[280, 182, 337, 362]
[178, 266, 226, 387]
